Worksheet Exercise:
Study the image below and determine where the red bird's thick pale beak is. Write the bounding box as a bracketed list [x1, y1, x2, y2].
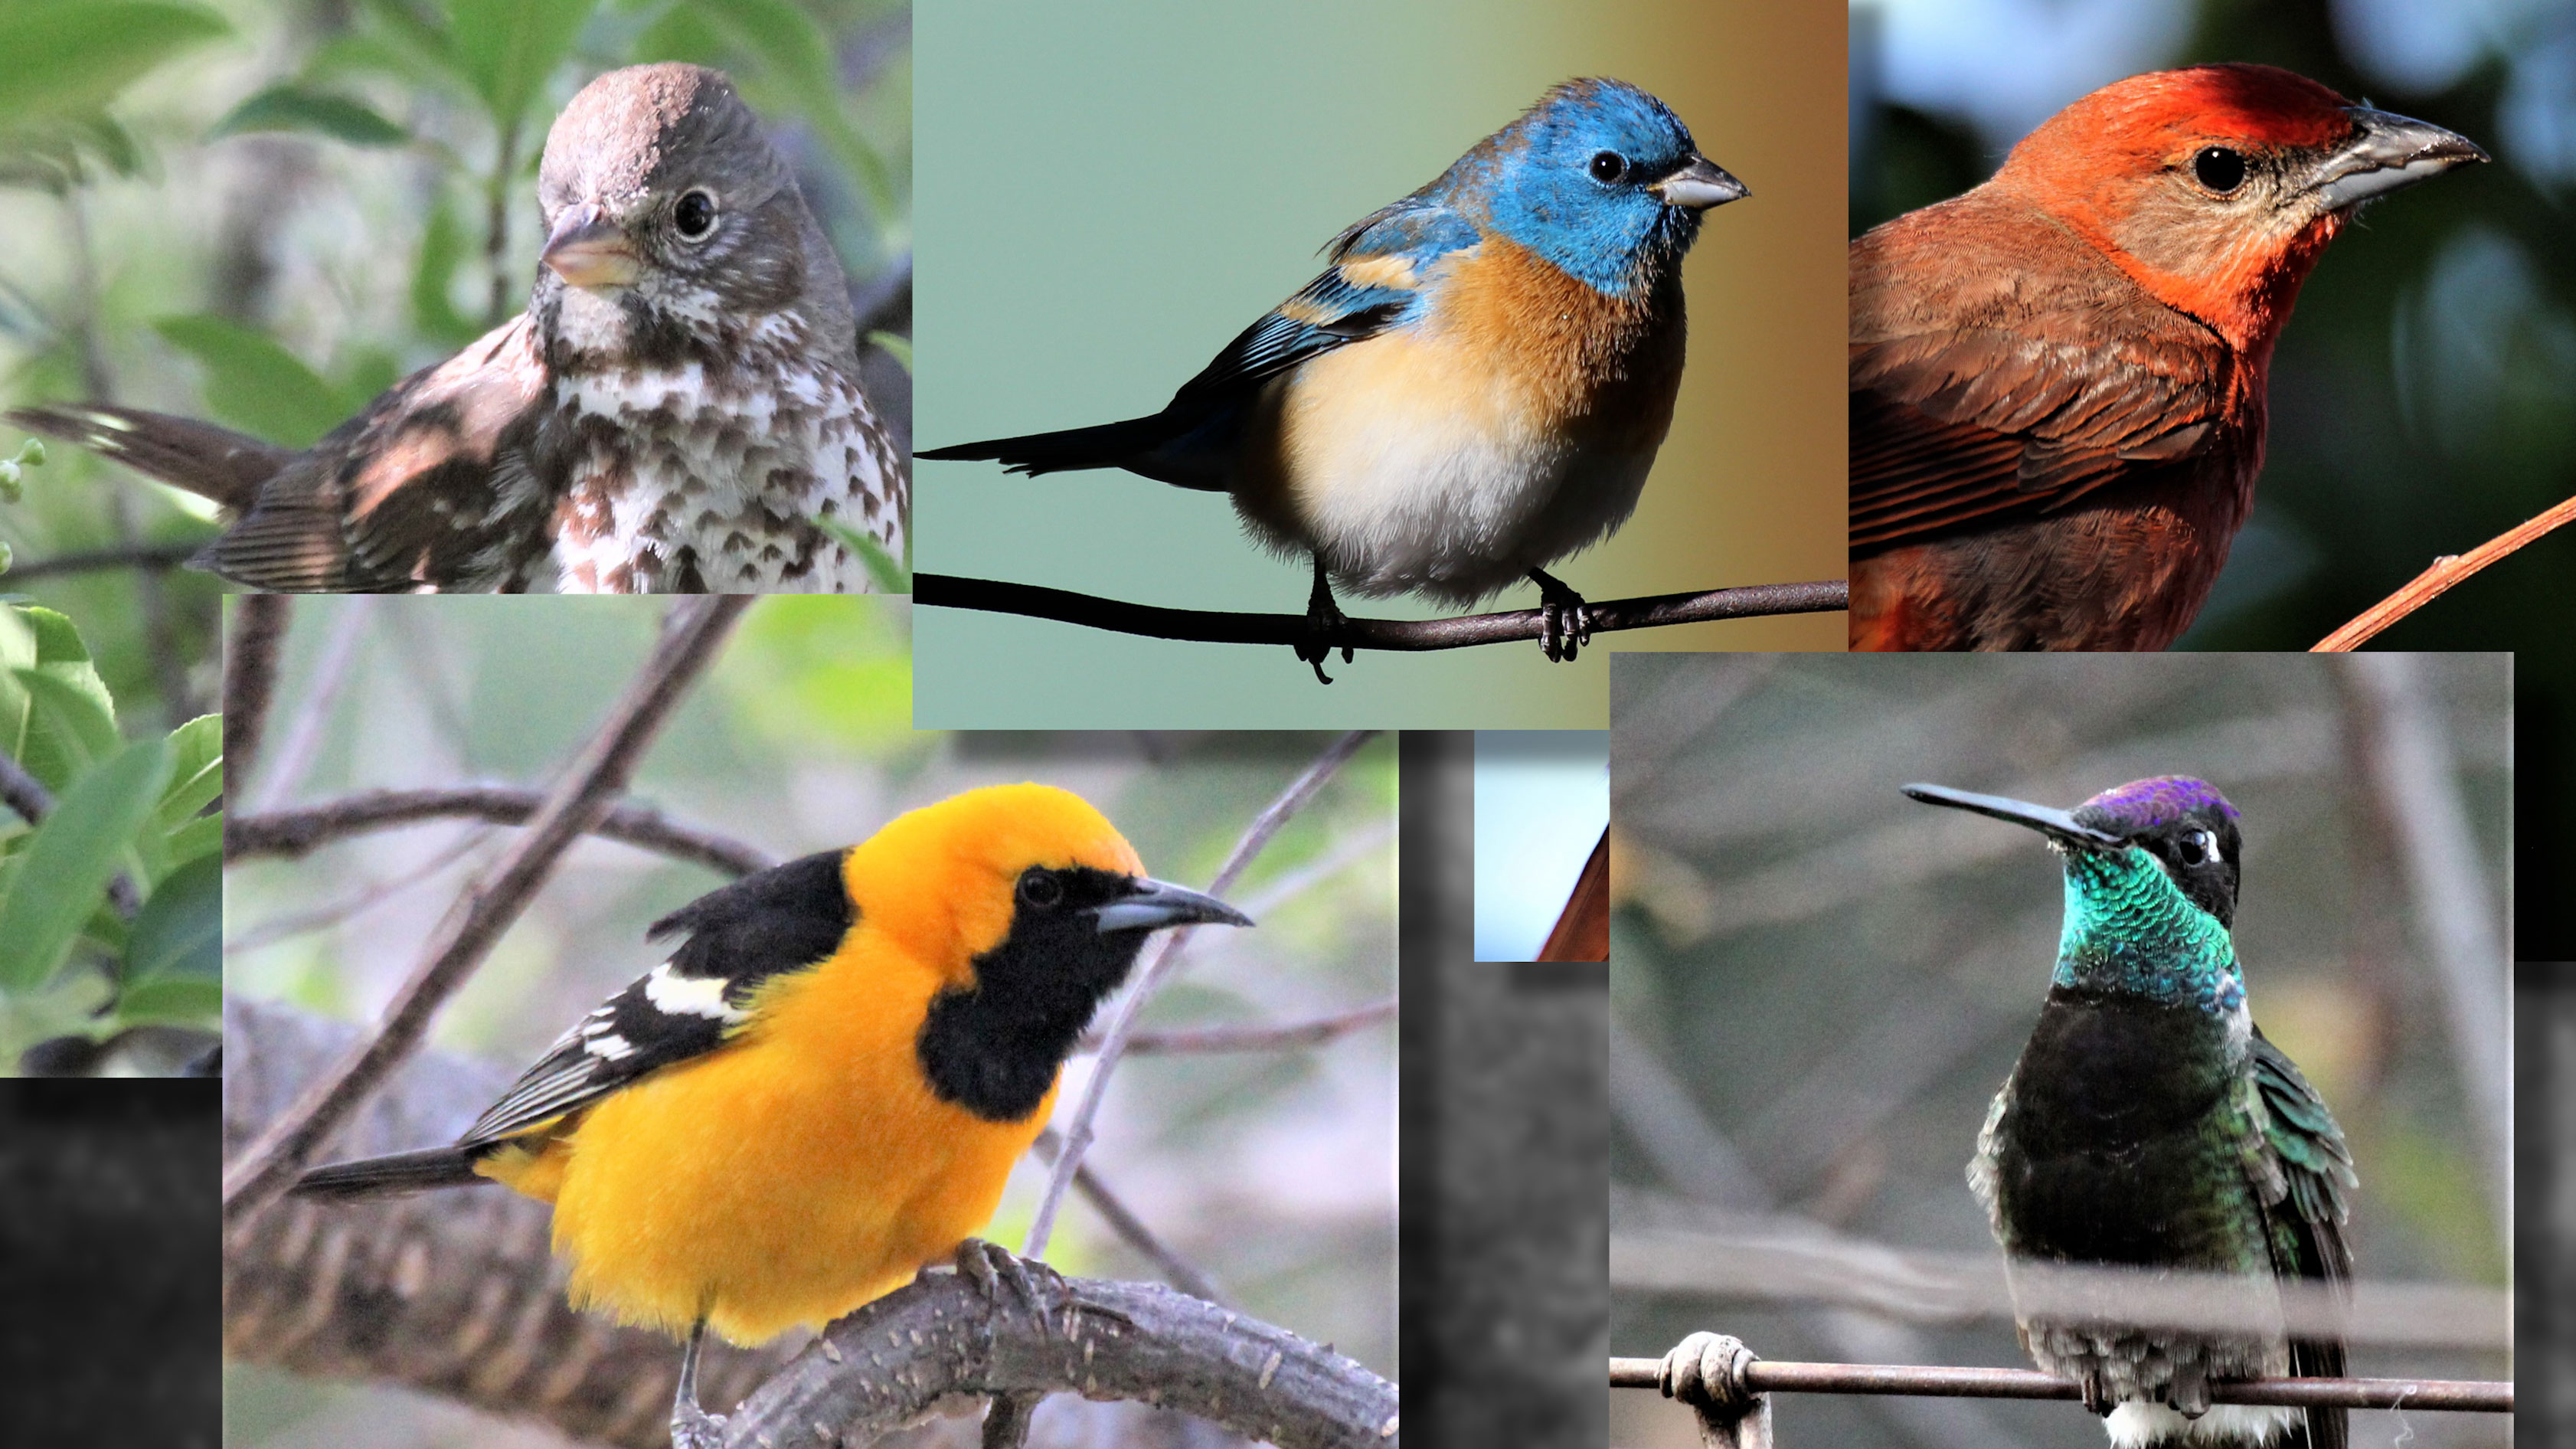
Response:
[543, 204, 641, 289]
[1651, 155, 1750, 211]
[2304, 106, 2489, 212]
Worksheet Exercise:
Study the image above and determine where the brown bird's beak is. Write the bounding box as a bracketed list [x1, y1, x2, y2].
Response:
[2304, 106, 2489, 211]
[1650, 155, 1750, 211]
[543, 204, 641, 289]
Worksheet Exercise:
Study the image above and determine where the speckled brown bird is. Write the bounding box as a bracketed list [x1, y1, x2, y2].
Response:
[8, 64, 904, 593]
[1849, 65, 2483, 650]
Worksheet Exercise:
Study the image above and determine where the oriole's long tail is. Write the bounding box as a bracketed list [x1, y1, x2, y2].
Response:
[5, 404, 292, 512]
[290, 1146, 490, 1200]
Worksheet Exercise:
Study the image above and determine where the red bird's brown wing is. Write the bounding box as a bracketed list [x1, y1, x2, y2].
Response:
[1849, 196, 2237, 554]
[202, 316, 551, 592]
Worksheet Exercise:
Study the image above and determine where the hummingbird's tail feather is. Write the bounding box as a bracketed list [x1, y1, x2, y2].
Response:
[5, 404, 292, 512]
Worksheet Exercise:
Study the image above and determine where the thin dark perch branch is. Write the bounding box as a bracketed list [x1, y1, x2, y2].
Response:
[220, 597, 751, 1228]
[224, 784, 776, 878]
[222, 595, 291, 806]
[1609, 1353, 2512, 1411]
[726, 1248, 1398, 1449]
[2315, 488, 2576, 649]
[2, 538, 206, 580]
[917, 573, 1848, 657]
[1087, 998, 1397, 1055]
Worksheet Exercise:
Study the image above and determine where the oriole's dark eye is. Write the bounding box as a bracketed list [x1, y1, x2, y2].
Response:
[2192, 148, 2246, 193]
[1017, 868, 1063, 908]
[1589, 150, 1627, 184]
[674, 188, 719, 240]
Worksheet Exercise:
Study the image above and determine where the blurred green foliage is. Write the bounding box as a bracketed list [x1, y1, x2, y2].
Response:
[0, 602, 221, 1070]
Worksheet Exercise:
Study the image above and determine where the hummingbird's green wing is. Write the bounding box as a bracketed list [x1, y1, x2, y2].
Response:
[2248, 1027, 2355, 1449]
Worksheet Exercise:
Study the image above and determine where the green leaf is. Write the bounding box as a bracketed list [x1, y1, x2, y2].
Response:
[152, 313, 347, 447]
[164, 812, 221, 865]
[818, 515, 907, 594]
[155, 711, 221, 823]
[17, 669, 125, 782]
[211, 83, 409, 147]
[866, 330, 909, 373]
[446, 0, 599, 129]
[116, 976, 221, 1025]
[0, 737, 169, 991]
[0, 605, 119, 793]
[0, 2, 229, 129]
[124, 851, 217, 985]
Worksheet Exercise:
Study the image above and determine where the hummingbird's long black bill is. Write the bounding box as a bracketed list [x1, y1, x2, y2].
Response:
[1901, 783, 2125, 849]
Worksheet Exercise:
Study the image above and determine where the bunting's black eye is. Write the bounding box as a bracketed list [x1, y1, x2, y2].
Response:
[2192, 147, 2246, 193]
[1589, 150, 1627, 184]
[1016, 868, 1063, 908]
[674, 188, 719, 240]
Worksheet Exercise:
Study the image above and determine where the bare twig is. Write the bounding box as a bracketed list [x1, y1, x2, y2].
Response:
[1609, 1352, 2512, 1412]
[917, 573, 1848, 664]
[225, 784, 776, 878]
[1031, 1127, 1228, 1305]
[0, 539, 205, 580]
[219, 596, 751, 1228]
[2342, 655, 2512, 1242]
[223, 828, 496, 954]
[1023, 731, 1377, 1259]
[1089, 999, 1397, 1056]
[222, 596, 292, 806]
[2314, 489, 2576, 649]
[251, 597, 371, 810]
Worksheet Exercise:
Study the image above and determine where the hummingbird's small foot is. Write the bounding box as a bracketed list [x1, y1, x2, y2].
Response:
[1297, 555, 1355, 684]
[1528, 567, 1593, 662]
[2078, 1369, 2108, 1417]
[2167, 1362, 2211, 1419]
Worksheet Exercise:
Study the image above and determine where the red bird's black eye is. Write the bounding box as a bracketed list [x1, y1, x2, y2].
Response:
[674, 188, 719, 240]
[1589, 151, 1627, 184]
[2192, 147, 2246, 193]
[1016, 868, 1063, 908]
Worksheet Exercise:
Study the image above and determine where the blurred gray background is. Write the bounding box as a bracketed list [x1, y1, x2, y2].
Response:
[1606, 654, 2512, 1449]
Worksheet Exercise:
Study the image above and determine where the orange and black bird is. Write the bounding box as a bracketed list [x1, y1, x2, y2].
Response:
[286, 785, 1250, 1448]
[1849, 65, 2483, 649]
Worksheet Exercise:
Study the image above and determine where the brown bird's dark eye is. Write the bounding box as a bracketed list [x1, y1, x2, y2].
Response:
[1589, 150, 1626, 184]
[2192, 147, 2246, 193]
[1016, 868, 1062, 908]
[675, 188, 719, 240]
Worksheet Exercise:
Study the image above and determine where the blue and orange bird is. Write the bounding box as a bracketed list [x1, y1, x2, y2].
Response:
[918, 79, 1746, 681]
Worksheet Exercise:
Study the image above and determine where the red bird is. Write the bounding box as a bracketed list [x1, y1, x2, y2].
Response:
[1849, 64, 2485, 650]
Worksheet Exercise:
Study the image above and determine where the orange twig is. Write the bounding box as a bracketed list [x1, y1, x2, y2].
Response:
[2314, 490, 2576, 650]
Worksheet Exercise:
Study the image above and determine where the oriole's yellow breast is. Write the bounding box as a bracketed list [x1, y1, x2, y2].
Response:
[537, 931, 1058, 1344]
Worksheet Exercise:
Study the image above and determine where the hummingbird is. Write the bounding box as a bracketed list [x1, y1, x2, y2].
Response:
[1905, 776, 2354, 1449]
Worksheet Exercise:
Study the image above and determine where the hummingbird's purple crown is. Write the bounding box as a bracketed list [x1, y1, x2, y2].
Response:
[2077, 775, 2239, 832]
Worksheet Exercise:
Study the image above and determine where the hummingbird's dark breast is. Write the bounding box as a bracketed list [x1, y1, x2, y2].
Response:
[1991, 985, 2267, 1271]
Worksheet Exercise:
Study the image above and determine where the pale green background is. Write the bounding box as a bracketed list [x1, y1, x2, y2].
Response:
[914, 0, 1848, 727]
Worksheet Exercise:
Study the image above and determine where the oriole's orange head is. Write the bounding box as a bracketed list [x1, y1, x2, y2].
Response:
[843, 783, 1149, 987]
[1989, 64, 2483, 350]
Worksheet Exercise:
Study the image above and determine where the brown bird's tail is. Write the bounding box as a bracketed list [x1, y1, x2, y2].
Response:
[4, 403, 292, 513]
[290, 1146, 492, 1200]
